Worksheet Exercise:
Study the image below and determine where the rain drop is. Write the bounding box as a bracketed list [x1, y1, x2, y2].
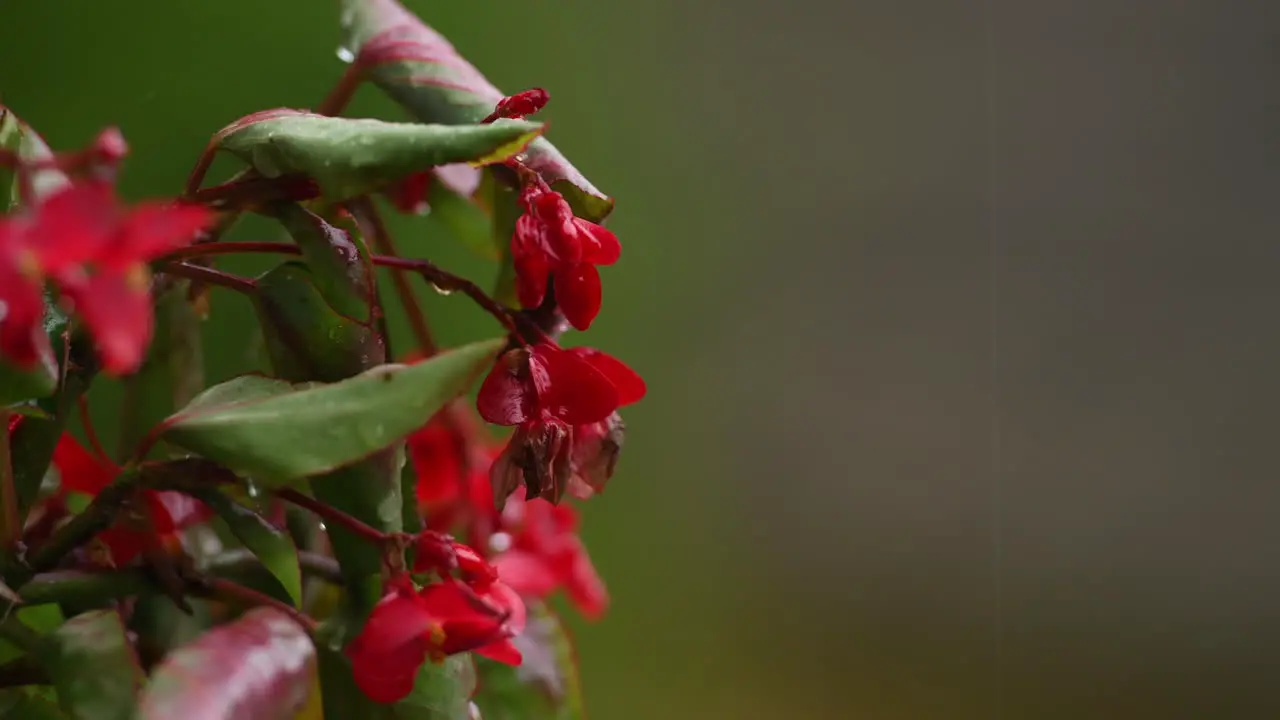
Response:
[431, 284, 455, 296]
[335, 46, 356, 64]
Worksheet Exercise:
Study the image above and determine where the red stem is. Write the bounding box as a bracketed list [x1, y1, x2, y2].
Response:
[157, 261, 256, 294]
[348, 199, 438, 355]
[161, 242, 300, 263]
[204, 577, 317, 632]
[77, 396, 111, 464]
[371, 256, 521, 338]
[0, 410, 18, 548]
[318, 64, 364, 117]
[276, 488, 389, 545]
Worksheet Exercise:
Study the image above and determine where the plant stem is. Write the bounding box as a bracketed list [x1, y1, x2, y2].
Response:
[349, 198, 437, 354]
[276, 489, 389, 545]
[76, 396, 110, 463]
[202, 549, 344, 586]
[160, 242, 301, 263]
[318, 65, 363, 117]
[371, 255, 521, 338]
[198, 576, 317, 632]
[0, 410, 18, 549]
[158, 261, 257, 294]
[19, 568, 152, 606]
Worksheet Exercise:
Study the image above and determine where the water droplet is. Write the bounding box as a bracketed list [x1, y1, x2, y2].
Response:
[489, 532, 513, 554]
[335, 46, 356, 64]
[431, 284, 455, 296]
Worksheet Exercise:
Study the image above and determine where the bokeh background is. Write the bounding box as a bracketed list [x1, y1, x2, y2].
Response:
[5, 1, 1280, 718]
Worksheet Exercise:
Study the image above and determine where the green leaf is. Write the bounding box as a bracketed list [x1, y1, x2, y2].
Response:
[0, 687, 68, 719]
[473, 603, 584, 720]
[159, 338, 503, 486]
[0, 105, 70, 210]
[271, 205, 375, 320]
[317, 637, 474, 720]
[136, 607, 317, 720]
[0, 358, 56, 409]
[37, 610, 142, 720]
[254, 262, 384, 384]
[424, 176, 499, 261]
[0, 606, 64, 665]
[212, 111, 542, 203]
[339, 0, 614, 222]
[195, 489, 303, 608]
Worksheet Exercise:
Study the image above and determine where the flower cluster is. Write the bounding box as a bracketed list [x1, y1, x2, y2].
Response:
[0, 137, 210, 375]
[0, 1, 646, 710]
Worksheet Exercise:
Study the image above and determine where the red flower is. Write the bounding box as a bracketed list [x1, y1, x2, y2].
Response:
[477, 344, 645, 504]
[510, 185, 620, 330]
[477, 344, 618, 504]
[492, 489, 608, 620]
[482, 88, 550, 123]
[347, 576, 523, 703]
[51, 433, 209, 566]
[0, 178, 210, 374]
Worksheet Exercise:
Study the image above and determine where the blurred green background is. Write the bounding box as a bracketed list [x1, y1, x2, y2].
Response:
[9, 1, 1280, 718]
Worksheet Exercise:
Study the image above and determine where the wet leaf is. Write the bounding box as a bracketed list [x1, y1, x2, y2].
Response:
[137, 608, 316, 720]
[254, 262, 384, 384]
[0, 358, 56, 408]
[38, 610, 142, 720]
[473, 603, 584, 720]
[196, 489, 303, 608]
[212, 110, 542, 203]
[0, 105, 70, 210]
[0, 606, 64, 665]
[339, 0, 615, 222]
[159, 338, 504, 486]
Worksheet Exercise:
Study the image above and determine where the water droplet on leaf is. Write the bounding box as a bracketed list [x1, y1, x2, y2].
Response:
[335, 46, 356, 64]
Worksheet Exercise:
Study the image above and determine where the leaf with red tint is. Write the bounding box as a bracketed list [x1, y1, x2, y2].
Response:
[473, 601, 585, 720]
[38, 609, 144, 720]
[136, 608, 317, 720]
[340, 0, 615, 222]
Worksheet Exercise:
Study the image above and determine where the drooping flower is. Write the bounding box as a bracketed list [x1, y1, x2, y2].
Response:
[51, 433, 209, 566]
[347, 574, 523, 703]
[477, 344, 618, 504]
[0, 178, 211, 374]
[476, 343, 645, 504]
[510, 184, 620, 330]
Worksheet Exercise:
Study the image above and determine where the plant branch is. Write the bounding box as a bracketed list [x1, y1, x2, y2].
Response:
[160, 242, 301, 263]
[157, 261, 257, 294]
[0, 410, 18, 549]
[276, 489, 389, 545]
[370, 255, 521, 338]
[349, 197, 437, 354]
[193, 576, 317, 632]
[318, 64, 363, 117]
[202, 549, 344, 586]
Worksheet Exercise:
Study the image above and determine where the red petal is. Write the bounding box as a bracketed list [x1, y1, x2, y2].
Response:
[575, 219, 621, 266]
[60, 269, 154, 375]
[52, 433, 116, 494]
[30, 181, 118, 272]
[352, 586, 438, 660]
[554, 263, 602, 331]
[348, 631, 427, 704]
[512, 246, 550, 310]
[408, 419, 463, 509]
[0, 250, 52, 369]
[530, 345, 618, 425]
[388, 171, 431, 214]
[147, 490, 211, 532]
[561, 540, 609, 621]
[476, 350, 535, 426]
[475, 639, 523, 665]
[566, 348, 646, 406]
[493, 550, 559, 599]
[113, 201, 211, 266]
